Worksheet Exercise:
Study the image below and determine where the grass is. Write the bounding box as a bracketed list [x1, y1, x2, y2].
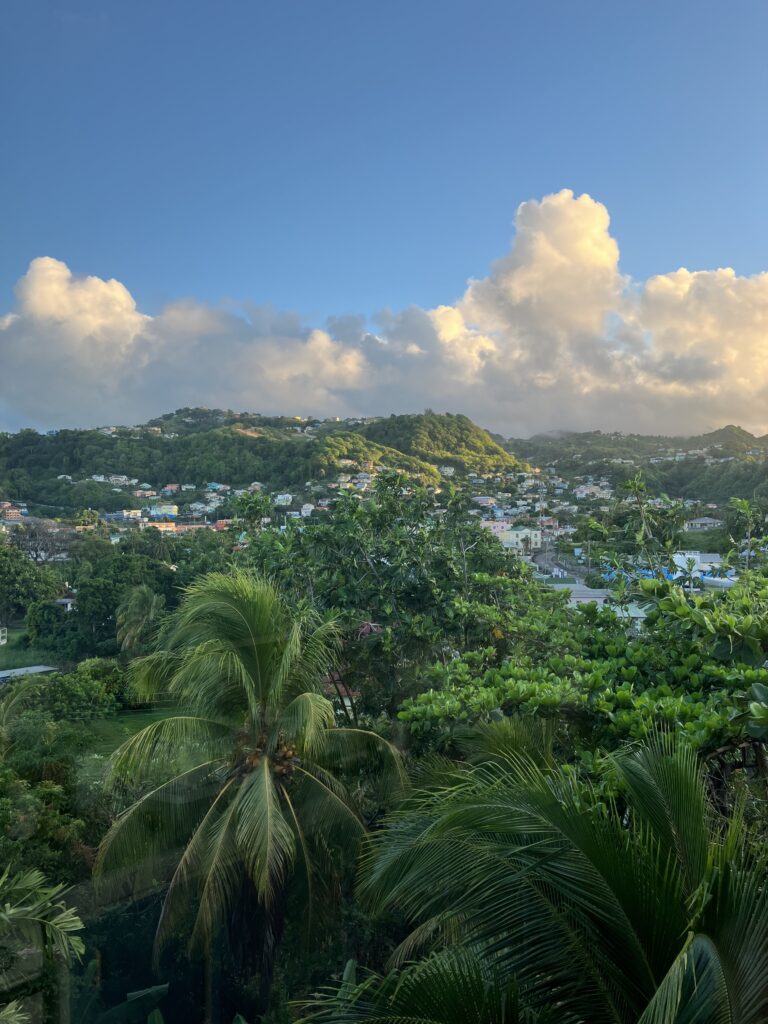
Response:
[78, 708, 174, 783]
[0, 627, 58, 671]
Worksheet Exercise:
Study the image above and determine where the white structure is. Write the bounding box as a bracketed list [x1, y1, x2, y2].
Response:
[684, 516, 723, 532]
[499, 526, 542, 552]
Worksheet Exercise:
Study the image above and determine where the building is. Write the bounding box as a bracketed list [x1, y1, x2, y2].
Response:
[142, 521, 177, 533]
[549, 583, 611, 606]
[148, 504, 178, 518]
[684, 516, 723, 532]
[499, 526, 542, 551]
[275, 494, 293, 507]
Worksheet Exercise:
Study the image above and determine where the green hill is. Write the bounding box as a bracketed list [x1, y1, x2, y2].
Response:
[346, 411, 524, 476]
[506, 426, 768, 502]
[0, 411, 446, 513]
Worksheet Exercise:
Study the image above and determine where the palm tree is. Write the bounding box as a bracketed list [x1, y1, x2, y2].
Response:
[96, 571, 402, 996]
[358, 731, 768, 1023]
[116, 584, 166, 655]
[300, 949, 551, 1023]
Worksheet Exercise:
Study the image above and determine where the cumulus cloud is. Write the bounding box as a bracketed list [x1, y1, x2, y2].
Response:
[3, 189, 768, 435]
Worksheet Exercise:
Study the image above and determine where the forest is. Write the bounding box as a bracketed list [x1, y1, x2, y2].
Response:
[2, 475, 768, 1022]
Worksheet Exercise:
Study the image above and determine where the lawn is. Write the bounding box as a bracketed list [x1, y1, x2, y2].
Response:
[78, 708, 174, 783]
[0, 627, 58, 671]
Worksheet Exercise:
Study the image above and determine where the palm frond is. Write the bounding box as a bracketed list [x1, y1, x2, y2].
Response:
[298, 948, 555, 1023]
[94, 760, 223, 898]
[277, 692, 336, 757]
[234, 756, 295, 904]
[614, 733, 710, 896]
[314, 728, 407, 794]
[0, 867, 85, 965]
[105, 716, 231, 787]
[154, 777, 240, 959]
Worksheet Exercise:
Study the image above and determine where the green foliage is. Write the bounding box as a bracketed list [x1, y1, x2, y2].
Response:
[95, 571, 402, 983]
[117, 586, 167, 656]
[358, 734, 768, 1023]
[0, 866, 84, 1007]
[6, 661, 128, 723]
[243, 476, 525, 713]
[0, 543, 58, 626]
[352, 411, 522, 477]
[300, 949, 548, 1023]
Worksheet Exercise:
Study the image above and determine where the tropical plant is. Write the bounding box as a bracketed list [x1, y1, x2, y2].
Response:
[116, 585, 167, 655]
[358, 732, 768, 1023]
[0, 867, 84, 1019]
[95, 571, 402, 997]
[0, 867, 84, 963]
[0, 1002, 28, 1024]
[299, 949, 550, 1023]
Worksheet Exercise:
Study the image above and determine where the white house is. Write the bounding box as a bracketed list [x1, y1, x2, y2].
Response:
[499, 526, 542, 552]
[684, 516, 723, 532]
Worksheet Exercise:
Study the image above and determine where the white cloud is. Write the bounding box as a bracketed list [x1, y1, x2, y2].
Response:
[3, 190, 768, 435]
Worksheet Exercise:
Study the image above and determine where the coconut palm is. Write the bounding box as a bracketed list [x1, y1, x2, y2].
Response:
[116, 584, 166, 655]
[300, 949, 551, 1023]
[358, 732, 768, 1024]
[96, 571, 402, 983]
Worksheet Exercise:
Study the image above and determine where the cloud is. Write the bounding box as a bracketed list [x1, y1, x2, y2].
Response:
[3, 189, 768, 436]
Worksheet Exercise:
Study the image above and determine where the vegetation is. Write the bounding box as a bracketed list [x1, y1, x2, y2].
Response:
[352, 410, 523, 476]
[95, 572, 401, 1017]
[4, 418, 768, 1021]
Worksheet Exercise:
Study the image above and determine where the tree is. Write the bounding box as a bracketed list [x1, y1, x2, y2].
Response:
[116, 585, 166, 655]
[95, 571, 401, 1007]
[358, 732, 768, 1024]
[9, 520, 69, 565]
[0, 542, 58, 627]
[728, 497, 763, 570]
[233, 492, 273, 536]
[75, 509, 100, 527]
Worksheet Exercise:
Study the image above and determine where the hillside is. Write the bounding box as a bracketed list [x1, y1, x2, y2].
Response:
[0, 411, 449, 512]
[345, 411, 524, 476]
[507, 426, 768, 502]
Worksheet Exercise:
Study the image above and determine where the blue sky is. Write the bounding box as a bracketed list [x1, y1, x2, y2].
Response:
[3, 1, 768, 436]
[2, 0, 766, 319]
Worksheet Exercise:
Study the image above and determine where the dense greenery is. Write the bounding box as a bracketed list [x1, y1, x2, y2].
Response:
[5, 447, 768, 1021]
[353, 410, 523, 477]
[0, 409, 521, 515]
[509, 424, 768, 501]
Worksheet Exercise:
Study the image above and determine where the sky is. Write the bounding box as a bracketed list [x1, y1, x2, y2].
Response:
[2, 0, 768, 436]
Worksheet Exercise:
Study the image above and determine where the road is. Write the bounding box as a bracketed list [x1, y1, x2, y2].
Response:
[533, 544, 588, 582]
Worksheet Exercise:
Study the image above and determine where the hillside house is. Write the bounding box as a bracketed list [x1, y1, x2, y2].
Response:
[684, 516, 723, 532]
[499, 526, 542, 552]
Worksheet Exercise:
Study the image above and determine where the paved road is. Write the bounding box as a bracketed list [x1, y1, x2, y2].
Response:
[533, 547, 588, 582]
